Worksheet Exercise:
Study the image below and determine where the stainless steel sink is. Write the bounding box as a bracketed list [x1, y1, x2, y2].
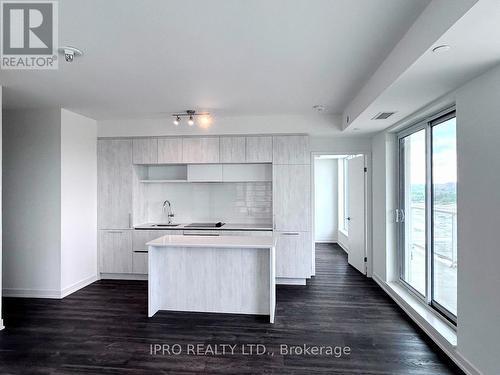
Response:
[151, 224, 180, 227]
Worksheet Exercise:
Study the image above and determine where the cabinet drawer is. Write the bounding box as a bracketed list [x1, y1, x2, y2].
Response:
[133, 230, 176, 251]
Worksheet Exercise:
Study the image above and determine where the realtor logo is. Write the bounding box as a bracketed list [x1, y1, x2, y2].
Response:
[1, 0, 58, 69]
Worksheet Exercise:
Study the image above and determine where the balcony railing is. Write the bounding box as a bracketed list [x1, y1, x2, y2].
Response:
[409, 204, 457, 268]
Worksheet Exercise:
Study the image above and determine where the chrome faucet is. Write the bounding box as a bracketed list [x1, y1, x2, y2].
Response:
[162, 200, 175, 224]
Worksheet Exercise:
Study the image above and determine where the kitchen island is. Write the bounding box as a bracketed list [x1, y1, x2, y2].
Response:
[147, 234, 276, 323]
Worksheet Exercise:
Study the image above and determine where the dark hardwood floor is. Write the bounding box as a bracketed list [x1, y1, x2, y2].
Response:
[0, 244, 463, 374]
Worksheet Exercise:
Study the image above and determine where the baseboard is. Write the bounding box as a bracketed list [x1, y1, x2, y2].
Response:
[372, 274, 482, 375]
[315, 240, 337, 244]
[337, 241, 349, 254]
[100, 273, 148, 281]
[3, 288, 62, 299]
[276, 277, 306, 285]
[3, 274, 98, 299]
[60, 274, 98, 298]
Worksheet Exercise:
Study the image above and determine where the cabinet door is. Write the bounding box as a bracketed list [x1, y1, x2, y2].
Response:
[222, 164, 272, 182]
[99, 230, 133, 274]
[275, 231, 311, 278]
[133, 138, 158, 164]
[98, 139, 133, 229]
[132, 230, 175, 274]
[273, 135, 310, 164]
[273, 164, 311, 231]
[158, 138, 183, 164]
[220, 137, 246, 163]
[182, 137, 220, 163]
[246, 136, 272, 163]
[187, 164, 223, 182]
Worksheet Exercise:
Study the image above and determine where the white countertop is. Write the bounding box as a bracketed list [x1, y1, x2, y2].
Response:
[147, 234, 276, 249]
[135, 223, 273, 231]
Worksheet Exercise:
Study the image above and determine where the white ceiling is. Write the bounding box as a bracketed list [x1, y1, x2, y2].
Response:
[0, 0, 431, 120]
[343, 0, 500, 133]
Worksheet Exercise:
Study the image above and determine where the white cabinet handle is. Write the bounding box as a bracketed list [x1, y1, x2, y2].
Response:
[128, 213, 132, 228]
[282, 232, 299, 236]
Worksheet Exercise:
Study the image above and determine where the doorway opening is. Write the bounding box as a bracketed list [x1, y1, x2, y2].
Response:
[312, 153, 368, 276]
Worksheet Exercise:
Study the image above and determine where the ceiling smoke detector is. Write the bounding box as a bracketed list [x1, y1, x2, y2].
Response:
[312, 105, 326, 112]
[372, 112, 396, 120]
[59, 46, 83, 62]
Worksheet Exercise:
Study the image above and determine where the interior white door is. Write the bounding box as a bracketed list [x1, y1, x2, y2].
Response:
[347, 155, 366, 275]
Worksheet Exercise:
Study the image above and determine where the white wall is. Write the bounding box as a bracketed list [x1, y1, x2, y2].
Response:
[3, 109, 62, 296]
[60, 109, 98, 295]
[370, 63, 500, 375]
[455, 64, 500, 375]
[371, 132, 397, 282]
[314, 159, 338, 242]
[98, 114, 342, 137]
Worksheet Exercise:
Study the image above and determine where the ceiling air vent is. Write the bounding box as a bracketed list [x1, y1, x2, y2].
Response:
[372, 112, 396, 120]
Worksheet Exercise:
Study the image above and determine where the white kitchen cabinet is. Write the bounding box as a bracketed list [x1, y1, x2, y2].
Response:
[132, 230, 175, 274]
[158, 138, 183, 164]
[133, 138, 158, 164]
[132, 252, 148, 274]
[132, 230, 175, 252]
[182, 137, 220, 163]
[246, 136, 273, 163]
[275, 231, 311, 278]
[187, 164, 223, 182]
[272, 135, 310, 164]
[99, 230, 133, 274]
[223, 231, 273, 236]
[222, 164, 272, 182]
[98, 139, 133, 229]
[220, 137, 246, 163]
[273, 164, 311, 231]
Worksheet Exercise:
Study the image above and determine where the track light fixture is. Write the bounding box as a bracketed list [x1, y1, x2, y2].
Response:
[171, 110, 211, 127]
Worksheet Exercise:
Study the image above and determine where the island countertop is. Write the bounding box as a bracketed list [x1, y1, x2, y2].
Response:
[147, 234, 276, 249]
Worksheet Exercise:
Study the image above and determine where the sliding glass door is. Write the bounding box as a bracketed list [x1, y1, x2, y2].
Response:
[399, 128, 426, 296]
[398, 109, 457, 323]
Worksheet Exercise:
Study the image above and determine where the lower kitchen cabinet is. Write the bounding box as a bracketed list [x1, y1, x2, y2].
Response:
[275, 231, 311, 278]
[99, 230, 133, 274]
[132, 230, 176, 274]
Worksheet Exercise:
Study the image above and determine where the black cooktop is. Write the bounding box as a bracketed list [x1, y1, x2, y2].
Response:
[185, 222, 225, 228]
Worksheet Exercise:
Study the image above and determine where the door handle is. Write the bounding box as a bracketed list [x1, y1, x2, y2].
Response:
[347, 217, 351, 221]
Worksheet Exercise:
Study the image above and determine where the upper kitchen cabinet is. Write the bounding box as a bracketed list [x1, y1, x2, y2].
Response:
[98, 139, 133, 229]
[158, 137, 183, 164]
[273, 164, 311, 231]
[133, 138, 158, 164]
[272, 135, 310, 164]
[182, 137, 220, 163]
[220, 137, 246, 163]
[246, 136, 272, 163]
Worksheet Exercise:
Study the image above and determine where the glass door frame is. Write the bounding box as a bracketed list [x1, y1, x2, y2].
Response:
[397, 106, 457, 325]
